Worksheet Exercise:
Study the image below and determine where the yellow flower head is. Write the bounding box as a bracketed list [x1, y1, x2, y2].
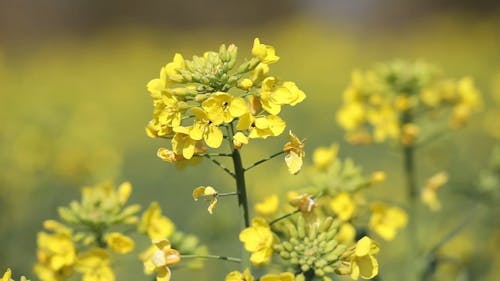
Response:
[105, 232, 135, 254]
[260, 77, 306, 115]
[421, 172, 448, 211]
[252, 38, 279, 64]
[143, 240, 181, 281]
[202, 92, 248, 125]
[283, 131, 306, 175]
[255, 194, 279, 216]
[139, 202, 175, 240]
[75, 248, 115, 281]
[36, 231, 76, 272]
[225, 269, 255, 281]
[239, 218, 277, 265]
[260, 272, 295, 281]
[188, 107, 224, 149]
[330, 192, 356, 221]
[312, 144, 338, 171]
[369, 202, 408, 241]
[192, 186, 218, 214]
[233, 132, 249, 149]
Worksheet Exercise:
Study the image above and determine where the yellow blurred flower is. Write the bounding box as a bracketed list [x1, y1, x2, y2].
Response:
[105, 232, 134, 254]
[36, 231, 76, 272]
[312, 144, 338, 171]
[239, 78, 253, 90]
[260, 272, 295, 281]
[283, 131, 305, 175]
[225, 269, 255, 281]
[139, 202, 175, 240]
[370, 171, 386, 184]
[252, 38, 279, 64]
[336, 102, 365, 131]
[401, 123, 420, 146]
[421, 172, 448, 211]
[336, 223, 356, 245]
[75, 248, 114, 281]
[192, 186, 218, 214]
[369, 202, 408, 241]
[255, 194, 279, 216]
[330, 192, 356, 221]
[143, 239, 180, 281]
[239, 218, 277, 265]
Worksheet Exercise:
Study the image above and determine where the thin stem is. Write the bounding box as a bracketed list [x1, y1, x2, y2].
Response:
[269, 209, 300, 226]
[204, 155, 235, 178]
[180, 254, 241, 264]
[218, 192, 238, 197]
[244, 150, 286, 171]
[401, 109, 420, 280]
[199, 153, 233, 157]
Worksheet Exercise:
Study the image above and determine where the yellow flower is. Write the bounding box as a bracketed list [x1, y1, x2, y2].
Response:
[421, 172, 448, 211]
[370, 171, 386, 184]
[252, 38, 279, 64]
[259, 77, 305, 115]
[105, 232, 135, 254]
[312, 144, 338, 171]
[369, 202, 408, 241]
[367, 106, 400, 142]
[336, 223, 356, 245]
[283, 131, 305, 175]
[239, 78, 253, 90]
[239, 114, 286, 139]
[330, 192, 356, 221]
[171, 128, 197, 159]
[451, 77, 482, 127]
[225, 269, 255, 281]
[336, 101, 365, 132]
[139, 202, 175, 240]
[260, 272, 295, 281]
[36, 231, 76, 271]
[75, 248, 115, 281]
[1, 269, 11, 281]
[239, 218, 277, 265]
[255, 195, 279, 216]
[202, 92, 248, 125]
[401, 123, 420, 146]
[192, 186, 218, 214]
[188, 107, 224, 148]
[233, 132, 249, 149]
[349, 236, 379, 280]
[143, 240, 181, 281]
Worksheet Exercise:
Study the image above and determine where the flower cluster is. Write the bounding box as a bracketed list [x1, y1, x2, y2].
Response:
[146, 38, 305, 164]
[34, 181, 206, 281]
[336, 61, 482, 144]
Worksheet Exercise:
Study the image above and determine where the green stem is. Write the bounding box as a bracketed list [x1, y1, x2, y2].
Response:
[180, 254, 241, 263]
[245, 150, 286, 171]
[401, 110, 419, 280]
[204, 155, 235, 178]
[270, 209, 300, 226]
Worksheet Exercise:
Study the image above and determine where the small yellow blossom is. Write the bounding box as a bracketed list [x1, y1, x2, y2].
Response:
[283, 131, 305, 175]
[348, 236, 379, 280]
[336, 102, 365, 131]
[225, 269, 255, 281]
[260, 272, 295, 281]
[401, 123, 420, 146]
[105, 232, 135, 254]
[421, 172, 448, 211]
[239, 114, 286, 139]
[75, 248, 115, 281]
[370, 171, 386, 184]
[252, 38, 279, 64]
[139, 202, 175, 240]
[330, 192, 356, 221]
[202, 92, 248, 125]
[143, 240, 181, 281]
[171, 129, 198, 159]
[369, 202, 408, 241]
[260, 77, 305, 115]
[233, 132, 249, 149]
[239, 218, 277, 265]
[192, 186, 219, 214]
[189, 108, 224, 148]
[255, 195, 279, 216]
[36, 231, 76, 271]
[239, 78, 253, 90]
[312, 144, 338, 171]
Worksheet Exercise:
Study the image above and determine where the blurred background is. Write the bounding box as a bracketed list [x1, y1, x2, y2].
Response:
[0, 0, 499, 280]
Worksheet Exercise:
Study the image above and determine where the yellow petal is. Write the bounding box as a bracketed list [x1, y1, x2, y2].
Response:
[285, 151, 303, 175]
[1, 269, 11, 281]
[229, 97, 249, 117]
[204, 126, 223, 148]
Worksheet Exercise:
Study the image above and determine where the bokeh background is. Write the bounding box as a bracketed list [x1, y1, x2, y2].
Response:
[1, 0, 499, 280]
